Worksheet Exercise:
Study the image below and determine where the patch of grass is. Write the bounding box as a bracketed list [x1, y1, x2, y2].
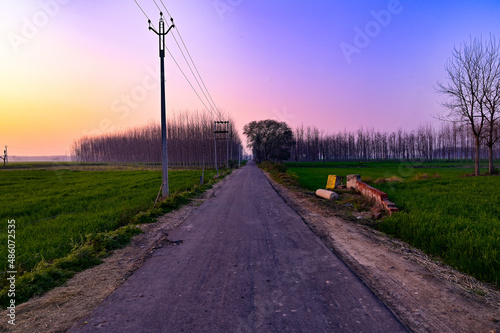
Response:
[374, 176, 403, 184]
[287, 161, 484, 190]
[287, 161, 500, 287]
[0, 225, 142, 307]
[361, 176, 374, 184]
[259, 162, 300, 188]
[0, 167, 220, 306]
[414, 172, 429, 180]
[376, 176, 500, 286]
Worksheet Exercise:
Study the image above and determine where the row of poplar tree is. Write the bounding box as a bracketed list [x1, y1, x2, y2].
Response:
[290, 123, 499, 163]
[72, 110, 242, 168]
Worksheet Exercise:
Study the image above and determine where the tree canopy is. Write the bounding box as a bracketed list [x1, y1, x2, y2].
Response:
[243, 120, 294, 163]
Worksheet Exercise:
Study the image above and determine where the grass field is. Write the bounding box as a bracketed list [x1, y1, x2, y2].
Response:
[286, 161, 500, 287]
[0, 164, 217, 305]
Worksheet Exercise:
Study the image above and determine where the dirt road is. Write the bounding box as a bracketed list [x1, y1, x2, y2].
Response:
[69, 161, 407, 332]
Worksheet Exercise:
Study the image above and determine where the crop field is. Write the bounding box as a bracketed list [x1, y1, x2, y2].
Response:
[286, 161, 500, 287]
[0, 163, 217, 305]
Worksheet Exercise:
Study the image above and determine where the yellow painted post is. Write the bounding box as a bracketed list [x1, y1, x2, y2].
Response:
[326, 175, 341, 190]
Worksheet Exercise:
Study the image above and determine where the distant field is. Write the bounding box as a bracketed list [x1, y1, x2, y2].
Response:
[285, 160, 489, 188]
[287, 161, 500, 287]
[0, 164, 215, 278]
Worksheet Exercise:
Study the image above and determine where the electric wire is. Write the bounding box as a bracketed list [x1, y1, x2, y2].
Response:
[169, 31, 220, 119]
[175, 32, 222, 120]
[165, 47, 214, 114]
[159, 0, 223, 120]
[159, 0, 172, 18]
[152, 0, 162, 12]
[134, 0, 220, 120]
[132, 0, 220, 120]
[160, 15, 219, 119]
[133, 0, 150, 20]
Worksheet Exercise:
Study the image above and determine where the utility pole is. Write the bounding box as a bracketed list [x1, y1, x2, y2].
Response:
[149, 13, 174, 198]
[1, 146, 7, 166]
[214, 121, 229, 174]
[231, 127, 234, 162]
[226, 122, 230, 168]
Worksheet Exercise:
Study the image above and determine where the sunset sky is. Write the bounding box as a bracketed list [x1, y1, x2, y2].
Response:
[1, 0, 500, 156]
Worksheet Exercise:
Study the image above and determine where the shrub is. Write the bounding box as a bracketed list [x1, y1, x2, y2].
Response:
[415, 173, 429, 180]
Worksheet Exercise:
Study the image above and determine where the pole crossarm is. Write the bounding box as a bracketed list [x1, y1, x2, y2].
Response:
[148, 13, 175, 37]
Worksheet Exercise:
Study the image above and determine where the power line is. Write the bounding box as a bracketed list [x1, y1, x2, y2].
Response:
[159, 16, 219, 119]
[165, 47, 213, 114]
[170, 33, 219, 117]
[133, 0, 151, 21]
[132, 0, 221, 120]
[159, 1, 222, 120]
[175, 31, 222, 119]
[152, 0, 162, 12]
[159, 0, 172, 18]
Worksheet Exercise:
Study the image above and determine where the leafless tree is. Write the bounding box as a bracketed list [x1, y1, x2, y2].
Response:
[288, 124, 497, 163]
[481, 36, 500, 174]
[436, 37, 489, 175]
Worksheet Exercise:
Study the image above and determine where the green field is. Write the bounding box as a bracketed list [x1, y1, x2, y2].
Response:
[0, 164, 217, 305]
[286, 161, 500, 287]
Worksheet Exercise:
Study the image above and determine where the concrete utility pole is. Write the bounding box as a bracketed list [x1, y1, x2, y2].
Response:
[214, 122, 219, 177]
[214, 121, 229, 173]
[149, 13, 174, 198]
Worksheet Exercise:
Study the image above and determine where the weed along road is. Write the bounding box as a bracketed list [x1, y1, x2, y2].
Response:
[70, 161, 407, 333]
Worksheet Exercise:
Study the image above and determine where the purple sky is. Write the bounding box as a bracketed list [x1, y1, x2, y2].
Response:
[1, 0, 500, 155]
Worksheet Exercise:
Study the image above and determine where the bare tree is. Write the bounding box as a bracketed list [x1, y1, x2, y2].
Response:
[436, 38, 487, 176]
[481, 36, 500, 174]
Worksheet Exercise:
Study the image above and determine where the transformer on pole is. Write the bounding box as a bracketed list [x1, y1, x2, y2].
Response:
[214, 121, 229, 174]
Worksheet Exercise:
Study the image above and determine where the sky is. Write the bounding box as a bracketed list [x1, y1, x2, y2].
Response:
[1, 0, 500, 156]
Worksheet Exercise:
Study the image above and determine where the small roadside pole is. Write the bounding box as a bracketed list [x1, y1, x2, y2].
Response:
[214, 122, 218, 178]
[149, 13, 174, 198]
[1, 146, 7, 166]
[227, 123, 230, 168]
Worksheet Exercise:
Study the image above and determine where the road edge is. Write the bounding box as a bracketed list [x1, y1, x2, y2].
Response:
[260, 167, 500, 333]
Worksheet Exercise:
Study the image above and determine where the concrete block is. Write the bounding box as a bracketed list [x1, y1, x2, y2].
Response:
[346, 174, 399, 216]
[315, 189, 339, 201]
[346, 175, 361, 189]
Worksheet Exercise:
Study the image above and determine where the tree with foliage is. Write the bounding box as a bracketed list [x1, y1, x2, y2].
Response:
[243, 120, 294, 163]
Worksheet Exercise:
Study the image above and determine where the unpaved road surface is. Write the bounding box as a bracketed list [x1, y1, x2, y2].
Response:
[69, 161, 407, 332]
